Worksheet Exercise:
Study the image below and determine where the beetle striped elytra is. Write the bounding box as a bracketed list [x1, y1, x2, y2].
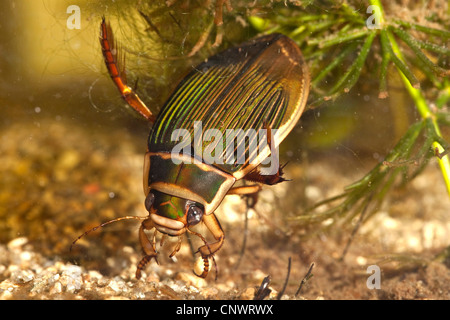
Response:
[72, 17, 309, 279]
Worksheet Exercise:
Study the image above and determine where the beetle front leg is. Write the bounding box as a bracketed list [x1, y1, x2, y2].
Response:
[197, 213, 225, 258]
[190, 213, 224, 278]
[136, 218, 159, 279]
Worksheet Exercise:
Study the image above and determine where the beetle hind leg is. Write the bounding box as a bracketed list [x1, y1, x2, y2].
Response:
[100, 18, 155, 123]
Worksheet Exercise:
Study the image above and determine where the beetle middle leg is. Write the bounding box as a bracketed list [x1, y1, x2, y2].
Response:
[227, 184, 261, 207]
[136, 218, 159, 279]
[227, 184, 262, 268]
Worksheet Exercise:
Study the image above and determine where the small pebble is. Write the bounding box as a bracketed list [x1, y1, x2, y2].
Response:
[11, 269, 34, 284]
[7, 237, 28, 250]
[239, 287, 255, 300]
[175, 272, 207, 288]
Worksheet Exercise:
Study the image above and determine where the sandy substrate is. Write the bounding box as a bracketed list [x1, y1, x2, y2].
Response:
[0, 119, 449, 300]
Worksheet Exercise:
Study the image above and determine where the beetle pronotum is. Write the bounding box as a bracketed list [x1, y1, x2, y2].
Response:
[72, 17, 309, 279]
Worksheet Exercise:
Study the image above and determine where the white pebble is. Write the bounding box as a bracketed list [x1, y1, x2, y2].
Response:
[7, 237, 28, 250]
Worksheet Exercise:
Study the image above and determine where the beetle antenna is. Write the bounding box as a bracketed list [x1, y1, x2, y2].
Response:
[70, 215, 146, 252]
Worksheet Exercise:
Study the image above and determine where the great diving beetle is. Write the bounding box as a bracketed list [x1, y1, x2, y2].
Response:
[73, 18, 309, 279]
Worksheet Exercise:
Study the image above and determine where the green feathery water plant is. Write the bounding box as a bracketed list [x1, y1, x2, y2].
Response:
[249, 1, 449, 234]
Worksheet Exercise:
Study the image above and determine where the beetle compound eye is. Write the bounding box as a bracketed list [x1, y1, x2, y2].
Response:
[187, 205, 204, 226]
[144, 192, 155, 211]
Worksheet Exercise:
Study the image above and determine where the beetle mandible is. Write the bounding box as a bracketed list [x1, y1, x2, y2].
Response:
[73, 18, 309, 279]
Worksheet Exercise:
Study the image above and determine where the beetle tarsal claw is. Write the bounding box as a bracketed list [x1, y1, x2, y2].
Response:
[169, 236, 183, 258]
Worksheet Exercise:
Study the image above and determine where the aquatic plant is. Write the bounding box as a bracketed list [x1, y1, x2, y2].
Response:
[248, 0, 449, 233]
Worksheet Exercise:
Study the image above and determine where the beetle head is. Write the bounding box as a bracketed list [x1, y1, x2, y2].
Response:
[144, 190, 205, 236]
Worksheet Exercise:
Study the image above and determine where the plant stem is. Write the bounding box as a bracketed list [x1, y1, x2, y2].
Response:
[370, 0, 450, 196]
